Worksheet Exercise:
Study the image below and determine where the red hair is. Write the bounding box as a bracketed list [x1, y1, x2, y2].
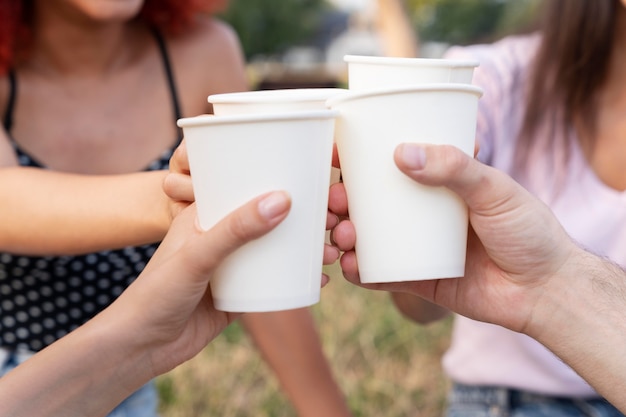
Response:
[0, 0, 228, 75]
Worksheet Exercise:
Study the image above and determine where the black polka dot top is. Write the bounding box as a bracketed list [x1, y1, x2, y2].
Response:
[0, 29, 183, 352]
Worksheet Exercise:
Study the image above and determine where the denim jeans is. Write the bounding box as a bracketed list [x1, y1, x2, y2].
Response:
[1, 348, 160, 417]
[446, 383, 624, 417]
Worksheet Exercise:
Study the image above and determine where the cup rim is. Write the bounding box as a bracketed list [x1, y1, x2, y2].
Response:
[208, 88, 348, 105]
[177, 109, 339, 128]
[326, 83, 484, 107]
[343, 54, 479, 68]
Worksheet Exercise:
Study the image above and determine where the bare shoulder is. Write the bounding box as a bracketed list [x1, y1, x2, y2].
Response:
[167, 15, 248, 114]
[172, 17, 242, 59]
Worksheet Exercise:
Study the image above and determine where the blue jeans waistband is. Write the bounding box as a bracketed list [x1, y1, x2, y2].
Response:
[447, 383, 622, 417]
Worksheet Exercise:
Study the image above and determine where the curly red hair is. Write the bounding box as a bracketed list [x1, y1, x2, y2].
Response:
[0, 0, 228, 75]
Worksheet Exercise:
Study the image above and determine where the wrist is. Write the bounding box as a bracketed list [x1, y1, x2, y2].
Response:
[524, 246, 626, 378]
[523, 244, 589, 340]
[0, 308, 153, 417]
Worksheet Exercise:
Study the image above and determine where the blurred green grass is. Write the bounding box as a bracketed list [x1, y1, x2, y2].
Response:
[156, 262, 452, 417]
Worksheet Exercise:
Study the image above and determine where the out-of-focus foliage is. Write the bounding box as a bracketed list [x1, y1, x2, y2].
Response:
[406, 0, 541, 45]
[220, 0, 541, 60]
[219, 0, 332, 59]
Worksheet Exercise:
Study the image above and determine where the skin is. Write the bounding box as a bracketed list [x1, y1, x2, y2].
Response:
[329, 143, 626, 412]
[0, 191, 296, 417]
[0, 0, 247, 254]
[0, 1, 351, 415]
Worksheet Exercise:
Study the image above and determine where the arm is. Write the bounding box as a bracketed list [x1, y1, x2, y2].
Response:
[389, 292, 449, 325]
[241, 310, 352, 417]
[0, 167, 171, 255]
[375, 0, 419, 57]
[166, 143, 351, 417]
[330, 143, 626, 412]
[0, 191, 292, 417]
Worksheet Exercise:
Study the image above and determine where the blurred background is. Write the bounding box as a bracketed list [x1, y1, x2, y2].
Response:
[218, 0, 540, 89]
[156, 1, 540, 416]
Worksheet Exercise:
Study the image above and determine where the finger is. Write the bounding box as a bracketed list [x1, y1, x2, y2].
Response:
[169, 139, 190, 174]
[330, 219, 356, 252]
[179, 191, 291, 283]
[393, 143, 528, 214]
[326, 211, 339, 230]
[328, 182, 349, 216]
[163, 172, 195, 202]
[321, 274, 330, 287]
[323, 244, 340, 265]
[339, 250, 415, 293]
[339, 250, 359, 283]
[332, 143, 341, 168]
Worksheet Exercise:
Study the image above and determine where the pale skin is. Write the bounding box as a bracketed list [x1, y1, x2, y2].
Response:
[589, 0, 626, 191]
[0, 191, 300, 417]
[329, 143, 626, 413]
[0, 1, 351, 415]
[0, 1, 246, 254]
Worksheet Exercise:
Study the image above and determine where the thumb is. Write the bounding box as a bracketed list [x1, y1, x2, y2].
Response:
[393, 143, 528, 215]
[180, 191, 292, 280]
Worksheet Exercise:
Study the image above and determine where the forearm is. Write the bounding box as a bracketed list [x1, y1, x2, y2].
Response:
[0, 167, 170, 255]
[0, 314, 152, 417]
[390, 292, 450, 324]
[242, 309, 352, 417]
[376, 0, 419, 57]
[527, 247, 626, 411]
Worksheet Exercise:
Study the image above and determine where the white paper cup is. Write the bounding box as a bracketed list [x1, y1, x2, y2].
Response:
[209, 88, 345, 245]
[209, 88, 347, 115]
[177, 110, 337, 312]
[209, 88, 345, 185]
[344, 55, 479, 90]
[326, 84, 483, 283]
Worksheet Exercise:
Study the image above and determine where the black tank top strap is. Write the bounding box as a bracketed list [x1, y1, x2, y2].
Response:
[152, 27, 183, 142]
[3, 69, 17, 132]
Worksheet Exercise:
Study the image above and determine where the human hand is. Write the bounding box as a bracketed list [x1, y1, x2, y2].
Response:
[163, 139, 194, 217]
[329, 143, 578, 334]
[102, 191, 292, 377]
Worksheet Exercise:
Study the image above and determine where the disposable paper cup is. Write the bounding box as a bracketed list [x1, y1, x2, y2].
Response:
[177, 110, 337, 312]
[209, 88, 347, 116]
[209, 88, 344, 244]
[209, 88, 345, 185]
[344, 55, 479, 90]
[327, 84, 483, 283]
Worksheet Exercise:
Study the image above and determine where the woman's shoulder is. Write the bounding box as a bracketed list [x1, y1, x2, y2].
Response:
[169, 16, 242, 60]
[444, 33, 540, 91]
[445, 33, 540, 70]
[163, 16, 248, 112]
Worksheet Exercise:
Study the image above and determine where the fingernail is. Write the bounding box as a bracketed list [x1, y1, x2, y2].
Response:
[258, 191, 290, 220]
[399, 143, 427, 170]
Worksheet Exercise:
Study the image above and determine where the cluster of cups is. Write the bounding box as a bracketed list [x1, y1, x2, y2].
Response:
[177, 55, 483, 313]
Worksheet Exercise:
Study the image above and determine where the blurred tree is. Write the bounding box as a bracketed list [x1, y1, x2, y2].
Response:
[405, 0, 540, 45]
[219, 0, 332, 60]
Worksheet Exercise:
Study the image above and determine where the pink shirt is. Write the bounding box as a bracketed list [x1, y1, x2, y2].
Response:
[442, 34, 626, 398]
